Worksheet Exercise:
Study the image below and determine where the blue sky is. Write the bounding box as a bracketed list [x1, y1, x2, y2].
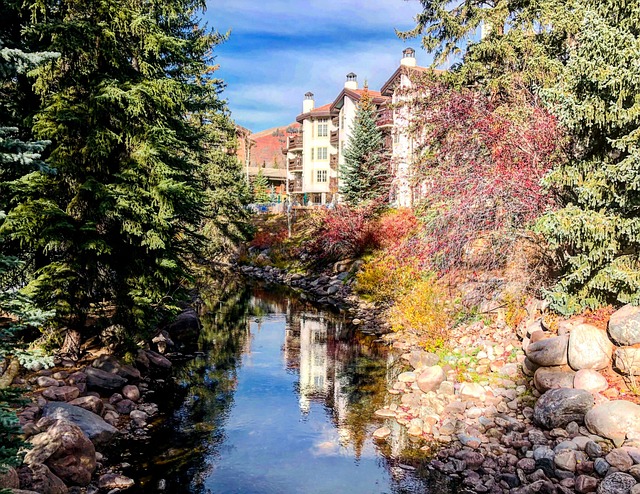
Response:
[203, 0, 435, 132]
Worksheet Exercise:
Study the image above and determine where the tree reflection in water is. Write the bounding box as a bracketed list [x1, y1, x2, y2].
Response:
[120, 276, 451, 494]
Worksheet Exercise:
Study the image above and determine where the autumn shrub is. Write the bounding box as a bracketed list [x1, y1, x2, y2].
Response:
[389, 276, 449, 345]
[399, 75, 565, 276]
[299, 205, 378, 265]
[355, 254, 423, 303]
[372, 208, 420, 250]
[249, 227, 288, 250]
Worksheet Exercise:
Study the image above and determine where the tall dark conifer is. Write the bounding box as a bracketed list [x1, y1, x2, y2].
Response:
[1, 0, 229, 353]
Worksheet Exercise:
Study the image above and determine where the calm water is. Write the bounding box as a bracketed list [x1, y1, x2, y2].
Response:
[118, 280, 450, 494]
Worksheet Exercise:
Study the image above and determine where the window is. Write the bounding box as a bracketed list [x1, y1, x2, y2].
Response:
[317, 147, 327, 160]
[317, 119, 328, 137]
[340, 111, 345, 129]
[311, 148, 314, 160]
[317, 170, 327, 183]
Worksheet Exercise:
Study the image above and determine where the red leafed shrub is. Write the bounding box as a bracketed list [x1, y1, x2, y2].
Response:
[398, 76, 566, 272]
[301, 205, 378, 263]
[249, 227, 287, 250]
[373, 208, 420, 250]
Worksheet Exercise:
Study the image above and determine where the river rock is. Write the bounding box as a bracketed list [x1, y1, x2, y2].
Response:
[609, 304, 640, 346]
[43, 402, 117, 446]
[397, 371, 416, 383]
[614, 348, 640, 376]
[92, 355, 141, 381]
[576, 474, 599, 493]
[585, 401, 640, 447]
[122, 384, 140, 402]
[36, 376, 60, 388]
[403, 350, 440, 370]
[555, 449, 577, 471]
[373, 427, 391, 440]
[606, 448, 634, 471]
[25, 420, 95, 486]
[574, 369, 609, 393]
[523, 357, 541, 377]
[596, 472, 637, 494]
[98, 473, 135, 490]
[17, 463, 68, 494]
[459, 382, 486, 401]
[145, 350, 172, 370]
[526, 334, 569, 366]
[416, 366, 446, 393]
[533, 388, 595, 429]
[534, 366, 576, 393]
[84, 367, 127, 392]
[68, 395, 104, 416]
[115, 398, 135, 414]
[42, 386, 80, 402]
[568, 324, 614, 370]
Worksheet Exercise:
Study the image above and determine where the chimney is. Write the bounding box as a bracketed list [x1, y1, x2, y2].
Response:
[400, 47, 417, 67]
[303, 91, 315, 113]
[345, 72, 358, 90]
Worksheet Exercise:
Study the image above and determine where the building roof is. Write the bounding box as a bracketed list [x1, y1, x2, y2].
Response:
[330, 88, 389, 112]
[250, 123, 300, 169]
[380, 65, 446, 96]
[295, 103, 335, 123]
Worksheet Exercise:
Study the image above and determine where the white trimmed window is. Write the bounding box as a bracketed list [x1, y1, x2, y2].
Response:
[317, 170, 327, 183]
[317, 119, 328, 137]
[311, 148, 314, 160]
[317, 147, 327, 160]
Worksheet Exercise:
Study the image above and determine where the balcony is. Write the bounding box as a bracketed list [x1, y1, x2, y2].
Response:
[291, 178, 303, 193]
[287, 134, 303, 151]
[331, 116, 339, 127]
[330, 129, 339, 146]
[329, 177, 338, 192]
[377, 109, 393, 128]
[329, 153, 338, 171]
[288, 157, 302, 172]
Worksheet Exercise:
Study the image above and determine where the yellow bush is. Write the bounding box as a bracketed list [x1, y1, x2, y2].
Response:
[355, 255, 421, 303]
[389, 277, 449, 343]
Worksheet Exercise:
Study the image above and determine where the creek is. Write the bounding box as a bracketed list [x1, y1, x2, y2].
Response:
[114, 280, 451, 493]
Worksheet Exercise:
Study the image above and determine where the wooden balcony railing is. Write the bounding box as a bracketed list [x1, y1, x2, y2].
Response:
[329, 177, 338, 193]
[287, 134, 303, 150]
[288, 157, 302, 172]
[291, 179, 303, 193]
[377, 109, 393, 128]
[329, 153, 338, 171]
[331, 116, 339, 127]
[330, 129, 339, 146]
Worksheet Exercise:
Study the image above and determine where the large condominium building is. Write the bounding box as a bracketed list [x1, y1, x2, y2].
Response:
[284, 48, 438, 207]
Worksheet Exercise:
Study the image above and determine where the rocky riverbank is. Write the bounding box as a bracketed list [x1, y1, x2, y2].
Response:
[240, 263, 640, 494]
[0, 309, 203, 494]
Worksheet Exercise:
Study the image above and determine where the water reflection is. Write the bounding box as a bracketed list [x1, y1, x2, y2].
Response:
[122, 279, 440, 493]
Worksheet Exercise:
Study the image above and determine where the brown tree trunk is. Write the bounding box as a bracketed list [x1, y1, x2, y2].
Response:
[60, 327, 82, 360]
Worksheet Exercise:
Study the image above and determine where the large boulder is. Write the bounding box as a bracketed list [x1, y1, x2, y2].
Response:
[614, 347, 640, 376]
[416, 366, 446, 393]
[43, 402, 117, 446]
[533, 388, 595, 429]
[68, 395, 104, 416]
[609, 304, 640, 346]
[17, 463, 68, 494]
[84, 366, 127, 392]
[526, 334, 569, 367]
[585, 400, 640, 448]
[24, 420, 95, 486]
[533, 366, 575, 393]
[145, 350, 172, 370]
[568, 324, 614, 370]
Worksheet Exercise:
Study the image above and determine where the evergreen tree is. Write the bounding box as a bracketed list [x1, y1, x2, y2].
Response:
[1, 0, 229, 354]
[339, 90, 388, 206]
[400, 0, 579, 93]
[0, 34, 55, 477]
[193, 108, 252, 259]
[252, 170, 271, 204]
[537, 0, 640, 314]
